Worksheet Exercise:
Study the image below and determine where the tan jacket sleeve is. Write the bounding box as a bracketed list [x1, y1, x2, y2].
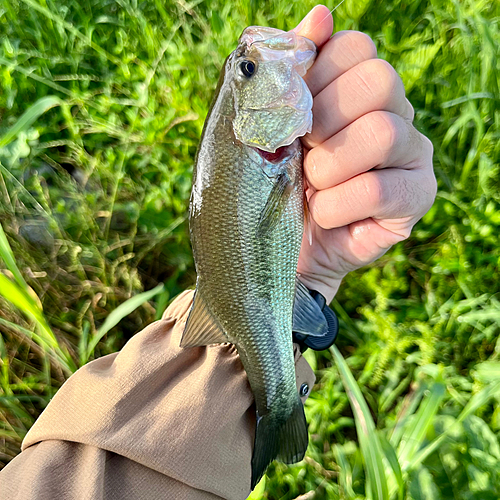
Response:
[0, 290, 316, 500]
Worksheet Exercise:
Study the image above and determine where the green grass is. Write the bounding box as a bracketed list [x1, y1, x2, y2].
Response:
[0, 0, 499, 498]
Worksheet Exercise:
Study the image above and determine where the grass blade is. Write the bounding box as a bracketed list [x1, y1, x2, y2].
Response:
[397, 379, 446, 471]
[331, 345, 389, 500]
[84, 283, 165, 362]
[0, 223, 28, 290]
[0, 317, 54, 355]
[0, 96, 62, 148]
[379, 433, 404, 500]
[247, 476, 266, 499]
[0, 274, 53, 342]
[18, 0, 125, 69]
[411, 380, 500, 470]
[334, 444, 357, 499]
[0, 275, 75, 374]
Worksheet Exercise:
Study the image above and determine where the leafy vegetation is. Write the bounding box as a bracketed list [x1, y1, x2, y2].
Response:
[1, 0, 499, 498]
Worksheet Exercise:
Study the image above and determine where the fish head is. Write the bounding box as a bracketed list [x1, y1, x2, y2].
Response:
[230, 27, 316, 153]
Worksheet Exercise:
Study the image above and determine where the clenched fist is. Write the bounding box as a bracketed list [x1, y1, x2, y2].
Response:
[293, 5, 436, 302]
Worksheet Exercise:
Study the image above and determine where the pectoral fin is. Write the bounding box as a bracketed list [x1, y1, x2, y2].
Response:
[256, 172, 293, 238]
[292, 279, 328, 337]
[180, 290, 228, 347]
[303, 187, 313, 246]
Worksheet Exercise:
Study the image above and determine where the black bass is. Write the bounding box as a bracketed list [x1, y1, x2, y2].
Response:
[181, 26, 326, 488]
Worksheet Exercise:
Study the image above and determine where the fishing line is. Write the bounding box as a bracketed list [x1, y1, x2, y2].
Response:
[307, 0, 347, 37]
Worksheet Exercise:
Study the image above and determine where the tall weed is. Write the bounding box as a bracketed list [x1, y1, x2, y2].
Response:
[1, 0, 499, 498]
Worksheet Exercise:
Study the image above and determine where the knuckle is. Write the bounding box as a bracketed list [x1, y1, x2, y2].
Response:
[416, 176, 437, 219]
[397, 225, 413, 241]
[425, 172, 438, 209]
[363, 111, 399, 159]
[310, 193, 331, 229]
[412, 129, 435, 171]
[362, 59, 403, 107]
[340, 30, 377, 62]
[405, 99, 415, 121]
[304, 151, 324, 189]
[359, 172, 385, 210]
[422, 134, 435, 159]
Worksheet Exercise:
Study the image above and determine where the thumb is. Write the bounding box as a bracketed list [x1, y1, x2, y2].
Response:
[291, 5, 333, 47]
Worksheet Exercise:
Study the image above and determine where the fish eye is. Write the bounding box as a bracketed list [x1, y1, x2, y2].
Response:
[239, 60, 256, 78]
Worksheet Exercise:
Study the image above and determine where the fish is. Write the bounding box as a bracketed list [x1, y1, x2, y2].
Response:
[181, 26, 328, 489]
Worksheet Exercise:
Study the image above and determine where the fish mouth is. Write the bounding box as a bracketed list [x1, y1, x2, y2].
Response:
[253, 144, 294, 164]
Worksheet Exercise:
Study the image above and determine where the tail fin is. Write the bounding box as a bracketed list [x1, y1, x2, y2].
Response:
[251, 397, 308, 489]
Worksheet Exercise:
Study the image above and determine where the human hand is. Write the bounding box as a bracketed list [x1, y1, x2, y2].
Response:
[292, 5, 436, 303]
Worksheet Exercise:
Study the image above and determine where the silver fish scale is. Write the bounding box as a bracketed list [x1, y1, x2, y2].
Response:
[237, 148, 303, 412]
[190, 79, 304, 417]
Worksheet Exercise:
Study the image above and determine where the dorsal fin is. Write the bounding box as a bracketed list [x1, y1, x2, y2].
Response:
[180, 290, 228, 347]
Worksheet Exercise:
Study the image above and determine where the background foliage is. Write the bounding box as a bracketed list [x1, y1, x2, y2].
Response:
[0, 0, 499, 498]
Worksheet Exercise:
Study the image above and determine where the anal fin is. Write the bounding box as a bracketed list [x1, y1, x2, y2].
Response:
[180, 290, 228, 347]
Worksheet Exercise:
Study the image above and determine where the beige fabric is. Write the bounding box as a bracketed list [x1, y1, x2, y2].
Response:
[0, 290, 315, 500]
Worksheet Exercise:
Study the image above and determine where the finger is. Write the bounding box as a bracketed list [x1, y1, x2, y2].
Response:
[309, 219, 408, 271]
[305, 111, 432, 190]
[292, 5, 333, 48]
[309, 168, 437, 230]
[304, 58, 412, 148]
[404, 98, 415, 122]
[346, 218, 413, 257]
[304, 30, 377, 96]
